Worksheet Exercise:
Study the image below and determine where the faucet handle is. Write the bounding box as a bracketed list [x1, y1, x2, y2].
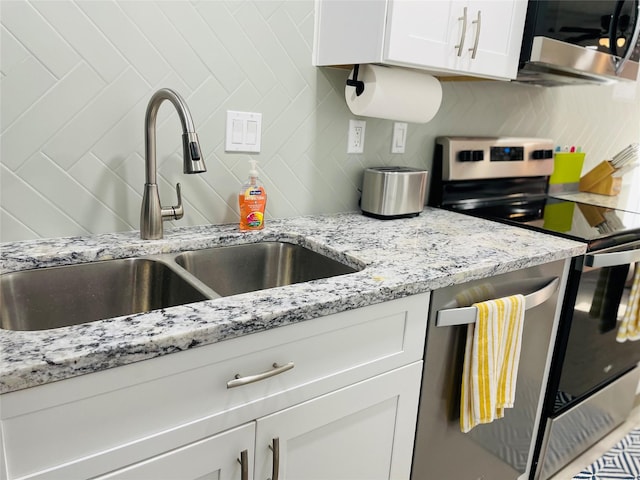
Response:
[161, 183, 184, 221]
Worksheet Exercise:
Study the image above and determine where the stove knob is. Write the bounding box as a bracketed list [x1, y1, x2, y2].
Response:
[458, 150, 473, 162]
[472, 150, 484, 161]
[532, 149, 554, 160]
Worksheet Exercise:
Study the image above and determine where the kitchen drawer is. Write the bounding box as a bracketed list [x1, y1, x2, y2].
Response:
[0, 293, 429, 480]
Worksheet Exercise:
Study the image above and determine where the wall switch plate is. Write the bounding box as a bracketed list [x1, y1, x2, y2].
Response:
[391, 122, 407, 154]
[347, 119, 366, 153]
[225, 111, 262, 153]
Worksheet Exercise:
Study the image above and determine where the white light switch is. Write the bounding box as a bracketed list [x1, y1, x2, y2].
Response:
[391, 122, 407, 153]
[246, 120, 258, 145]
[225, 111, 262, 152]
[232, 119, 243, 144]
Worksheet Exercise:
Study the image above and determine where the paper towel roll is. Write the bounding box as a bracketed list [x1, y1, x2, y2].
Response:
[345, 65, 443, 123]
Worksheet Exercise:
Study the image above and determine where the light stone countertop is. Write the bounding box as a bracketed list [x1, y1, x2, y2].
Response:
[0, 209, 586, 394]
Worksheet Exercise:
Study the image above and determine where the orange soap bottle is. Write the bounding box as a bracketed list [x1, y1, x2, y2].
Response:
[239, 159, 267, 230]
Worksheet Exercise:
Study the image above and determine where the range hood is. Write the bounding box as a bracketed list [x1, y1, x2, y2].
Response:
[516, 36, 639, 87]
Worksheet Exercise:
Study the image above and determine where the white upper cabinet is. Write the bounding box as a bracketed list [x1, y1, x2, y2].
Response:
[314, 0, 528, 80]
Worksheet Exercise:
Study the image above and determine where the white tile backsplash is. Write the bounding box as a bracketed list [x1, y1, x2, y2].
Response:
[30, 0, 127, 83]
[2, 0, 80, 79]
[0, 24, 29, 76]
[76, 0, 171, 85]
[0, 163, 86, 237]
[0, 56, 55, 126]
[1, 0, 639, 242]
[2, 62, 104, 170]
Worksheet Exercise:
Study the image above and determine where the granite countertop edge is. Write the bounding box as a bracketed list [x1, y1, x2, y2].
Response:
[0, 209, 587, 394]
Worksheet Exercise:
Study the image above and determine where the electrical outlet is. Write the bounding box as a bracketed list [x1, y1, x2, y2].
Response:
[347, 119, 366, 153]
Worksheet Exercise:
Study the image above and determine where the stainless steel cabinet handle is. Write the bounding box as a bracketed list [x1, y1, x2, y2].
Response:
[585, 248, 640, 268]
[269, 437, 280, 480]
[237, 449, 248, 480]
[436, 277, 559, 327]
[227, 362, 294, 389]
[455, 7, 468, 57]
[469, 10, 481, 59]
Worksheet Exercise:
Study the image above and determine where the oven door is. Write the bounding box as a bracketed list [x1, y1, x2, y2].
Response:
[554, 240, 640, 413]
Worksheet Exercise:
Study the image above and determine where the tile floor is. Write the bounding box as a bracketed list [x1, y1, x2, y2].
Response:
[549, 399, 640, 479]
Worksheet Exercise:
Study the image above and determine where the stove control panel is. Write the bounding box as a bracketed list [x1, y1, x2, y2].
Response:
[435, 136, 555, 181]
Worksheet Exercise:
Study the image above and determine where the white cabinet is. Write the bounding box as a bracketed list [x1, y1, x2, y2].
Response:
[97, 363, 421, 480]
[95, 424, 256, 480]
[0, 293, 429, 480]
[254, 363, 421, 480]
[314, 0, 528, 80]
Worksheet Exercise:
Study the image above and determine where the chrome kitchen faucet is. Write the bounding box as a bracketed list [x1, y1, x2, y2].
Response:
[140, 88, 206, 240]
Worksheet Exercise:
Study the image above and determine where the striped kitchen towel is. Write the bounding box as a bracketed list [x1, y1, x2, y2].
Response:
[617, 263, 640, 342]
[460, 294, 526, 433]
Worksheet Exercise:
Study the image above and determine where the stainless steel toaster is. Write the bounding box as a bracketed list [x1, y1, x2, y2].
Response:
[360, 167, 428, 219]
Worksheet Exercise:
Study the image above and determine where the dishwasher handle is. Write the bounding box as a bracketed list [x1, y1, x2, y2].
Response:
[435, 277, 559, 327]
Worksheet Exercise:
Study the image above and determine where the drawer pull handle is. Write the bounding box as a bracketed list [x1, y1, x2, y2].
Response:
[227, 362, 295, 388]
[269, 437, 280, 480]
[237, 449, 249, 480]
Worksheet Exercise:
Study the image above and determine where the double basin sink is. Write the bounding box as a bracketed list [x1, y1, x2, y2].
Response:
[0, 242, 359, 332]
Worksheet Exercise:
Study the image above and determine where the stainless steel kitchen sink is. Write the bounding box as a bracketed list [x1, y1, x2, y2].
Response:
[0, 241, 360, 331]
[174, 242, 358, 297]
[0, 258, 208, 331]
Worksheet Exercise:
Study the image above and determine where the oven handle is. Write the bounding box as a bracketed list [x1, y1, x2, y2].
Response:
[584, 248, 640, 268]
[613, 0, 640, 75]
[435, 277, 559, 327]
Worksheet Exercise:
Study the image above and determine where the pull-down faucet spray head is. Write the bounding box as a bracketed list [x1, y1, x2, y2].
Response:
[140, 88, 207, 240]
[182, 131, 206, 174]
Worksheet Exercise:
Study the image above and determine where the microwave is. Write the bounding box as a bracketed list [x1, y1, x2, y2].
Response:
[517, 0, 640, 86]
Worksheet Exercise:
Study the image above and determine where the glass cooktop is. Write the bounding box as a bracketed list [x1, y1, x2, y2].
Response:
[452, 196, 640, 251]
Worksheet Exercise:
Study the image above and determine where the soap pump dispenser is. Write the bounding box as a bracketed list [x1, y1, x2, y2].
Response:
[238, 159, 267, 230]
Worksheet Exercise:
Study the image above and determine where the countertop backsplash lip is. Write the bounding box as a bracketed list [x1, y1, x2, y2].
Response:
[0, 208, 586, 394]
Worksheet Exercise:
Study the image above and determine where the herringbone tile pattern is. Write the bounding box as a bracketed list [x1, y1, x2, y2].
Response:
[1, 0, 639, 242]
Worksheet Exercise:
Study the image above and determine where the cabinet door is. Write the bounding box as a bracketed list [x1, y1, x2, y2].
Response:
[384, 0, 454, 68]
[95, 423, 255, 480]
[460, 0, 527, 79]
[385, 0, 525, 79]
[254, 362, 422, 480]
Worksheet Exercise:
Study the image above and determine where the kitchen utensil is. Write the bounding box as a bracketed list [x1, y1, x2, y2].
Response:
[612, 143, 639, 169]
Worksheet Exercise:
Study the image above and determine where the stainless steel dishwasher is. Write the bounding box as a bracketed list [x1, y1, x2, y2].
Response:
[411, 259, 569, 480]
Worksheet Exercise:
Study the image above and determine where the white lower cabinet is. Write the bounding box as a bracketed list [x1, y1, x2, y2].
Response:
[97, 362, 421, 480]
[96, 423, 256, 480]
[254, 363, 421, 480]
[0, 293, 429, 480]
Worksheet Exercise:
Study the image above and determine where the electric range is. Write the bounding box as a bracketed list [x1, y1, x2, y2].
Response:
[429, 136, 640, 480]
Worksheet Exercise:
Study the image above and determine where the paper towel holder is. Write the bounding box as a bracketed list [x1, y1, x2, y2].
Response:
[346, 64, 365, 96]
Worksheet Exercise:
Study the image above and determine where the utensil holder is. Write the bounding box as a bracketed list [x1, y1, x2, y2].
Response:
[548, 152, 585, 194]
[578, 160, 622, 196]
